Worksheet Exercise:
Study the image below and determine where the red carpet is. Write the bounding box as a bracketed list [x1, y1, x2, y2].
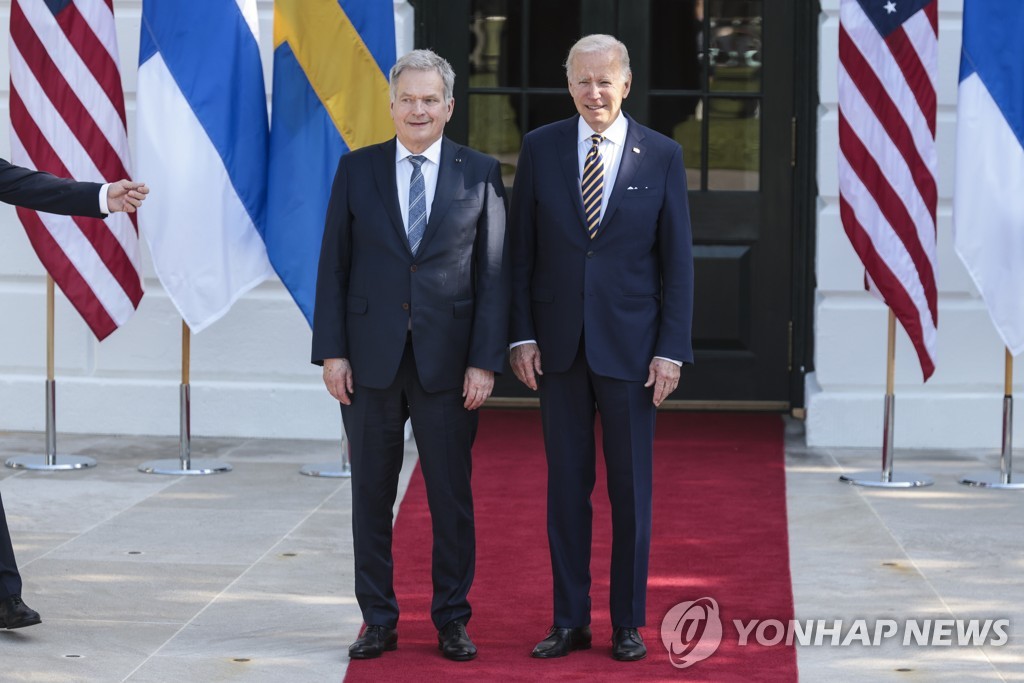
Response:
[345, 409, 797, 682]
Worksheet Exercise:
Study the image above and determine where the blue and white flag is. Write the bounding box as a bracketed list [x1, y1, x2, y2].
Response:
[137, 0, 273, 333]
[954, 2, 1024, 355]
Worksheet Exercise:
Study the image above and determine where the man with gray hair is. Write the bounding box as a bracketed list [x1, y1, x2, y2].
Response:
[509, 34, 694, 661]
[312, 49, 509, 661]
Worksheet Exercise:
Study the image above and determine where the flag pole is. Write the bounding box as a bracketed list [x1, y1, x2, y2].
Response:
[960, 347, 1024, 489]
[300, 416, 351, 478]
[6, 276, 96, 471]
[840, 308, 933, 487]
[139, 320, 231, 475]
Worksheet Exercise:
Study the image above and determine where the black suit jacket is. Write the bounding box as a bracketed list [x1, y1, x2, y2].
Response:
[509, 115, 694, 381]
[0, 158, 105, 217]
[311, 137, 509, 392]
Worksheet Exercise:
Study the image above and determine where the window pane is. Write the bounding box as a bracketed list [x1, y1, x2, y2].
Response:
[470, 0, 517, 87]
[526, 1, 581, 87]
[522, 93, 576, 131]
[469, 0, 581, 89]
[707, 97, 759, 191]
[709, 0, 762, 93]
[468, 93, 522, 186]
[649, 96, 703, 190]
[649, 0, 703, 92]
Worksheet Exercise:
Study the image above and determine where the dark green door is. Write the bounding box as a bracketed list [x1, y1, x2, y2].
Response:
[418, 0, 803, 409]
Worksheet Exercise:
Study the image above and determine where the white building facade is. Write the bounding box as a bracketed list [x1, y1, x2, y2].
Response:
[0, 0, 1009, 449]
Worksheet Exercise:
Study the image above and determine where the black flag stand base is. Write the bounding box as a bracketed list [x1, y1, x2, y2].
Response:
[960, 350, 1024, 489]
[6, 379, 96, 471]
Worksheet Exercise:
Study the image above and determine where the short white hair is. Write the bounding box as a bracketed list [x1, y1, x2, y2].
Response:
[564, 34, 631, 80]
[390, 49, 455, 102]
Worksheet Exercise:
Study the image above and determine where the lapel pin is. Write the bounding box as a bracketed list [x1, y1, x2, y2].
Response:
[632, 147, 640, 154]
[455, 157, 463, 163]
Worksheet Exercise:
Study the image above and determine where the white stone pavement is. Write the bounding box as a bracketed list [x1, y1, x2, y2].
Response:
[0, 416, 1022, 681]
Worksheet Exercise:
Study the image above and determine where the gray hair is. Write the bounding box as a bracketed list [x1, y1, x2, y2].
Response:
[389, 49, 455, 103]
[564, 34, 631, 80]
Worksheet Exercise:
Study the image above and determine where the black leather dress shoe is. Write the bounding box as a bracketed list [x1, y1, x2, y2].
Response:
[438, 620, 477, 661]
[531, 626, 592, 658]
[0, 595, 41, 629]
[612, 627, 647, 661]
[348, 625, 397, 659]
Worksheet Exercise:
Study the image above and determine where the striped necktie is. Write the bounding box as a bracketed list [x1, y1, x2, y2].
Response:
[407, 155, 427, 255]
[581, 134, 604, 239]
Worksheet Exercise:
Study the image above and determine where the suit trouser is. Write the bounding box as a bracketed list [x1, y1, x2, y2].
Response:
[539, 339, 655, 629]
[0, 490, 23, 599]
[341, 337, 477, 631]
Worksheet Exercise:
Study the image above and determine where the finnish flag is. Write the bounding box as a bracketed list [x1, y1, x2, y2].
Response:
[137, 0, 273, 333]
[954, 2, 1024, 355]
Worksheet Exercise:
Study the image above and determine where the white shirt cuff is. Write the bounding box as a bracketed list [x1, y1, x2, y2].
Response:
[99, 183, 111, 214]
[654, 356, 683, 367]
[509, 340, 536, 350]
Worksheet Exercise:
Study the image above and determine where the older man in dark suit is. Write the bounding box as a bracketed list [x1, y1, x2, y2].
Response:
[509, 34, 694, 662]
[312, 49, 508, 662]
[0, 159, 147, 630]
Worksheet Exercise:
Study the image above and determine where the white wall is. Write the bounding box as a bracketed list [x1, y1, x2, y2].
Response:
[5, 1, 1006, 449]
[0, 0, 413, 440]
[806, 0, 1021, 449]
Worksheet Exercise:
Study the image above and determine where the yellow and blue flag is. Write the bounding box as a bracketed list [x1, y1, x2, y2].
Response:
[266, 0, 396, 325]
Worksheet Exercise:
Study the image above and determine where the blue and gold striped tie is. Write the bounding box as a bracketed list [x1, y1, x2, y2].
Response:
[581, 134, 604, 239]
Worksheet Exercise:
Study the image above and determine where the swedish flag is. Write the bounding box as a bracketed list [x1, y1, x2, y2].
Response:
[266, 0, 396, 325]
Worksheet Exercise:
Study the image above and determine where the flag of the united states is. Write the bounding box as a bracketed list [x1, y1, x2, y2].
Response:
[9, 0, 143, 340]
[839, 0, 939, 380]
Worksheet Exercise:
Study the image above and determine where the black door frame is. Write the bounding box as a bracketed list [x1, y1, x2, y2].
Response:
[413, 0, 818, 413]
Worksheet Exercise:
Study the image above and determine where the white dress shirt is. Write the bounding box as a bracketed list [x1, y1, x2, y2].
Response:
[396, 137, 443, 231]
[577, 113, 628, 222]
[98, 183, 110, 214]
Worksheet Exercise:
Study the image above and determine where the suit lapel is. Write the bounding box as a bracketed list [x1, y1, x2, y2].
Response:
[371, 137, 409, 248]
[599, 115, 646, 232]
[418, 137, 460, 255]
[558, 118, 588, 232]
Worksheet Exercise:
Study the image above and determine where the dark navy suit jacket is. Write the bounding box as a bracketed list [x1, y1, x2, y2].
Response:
[311, 137, 509, 392]
[0, 159, 105, 217]
[509, 115, 694, 380]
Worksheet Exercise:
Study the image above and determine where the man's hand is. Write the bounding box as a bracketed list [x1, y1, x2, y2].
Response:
[645, 358, 680, 407]
[106, 180, 149, 213]
[463, 367, 494, 410]
[510, 343, 543, 391]
[322, 358, 354, 405]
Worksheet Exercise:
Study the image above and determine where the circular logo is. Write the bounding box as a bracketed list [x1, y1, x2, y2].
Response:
[660, 597, 724, 669]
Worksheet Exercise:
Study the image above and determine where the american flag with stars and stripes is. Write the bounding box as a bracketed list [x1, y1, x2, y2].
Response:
[838, 0, 938, 380]
[9, 0, 143, 340]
